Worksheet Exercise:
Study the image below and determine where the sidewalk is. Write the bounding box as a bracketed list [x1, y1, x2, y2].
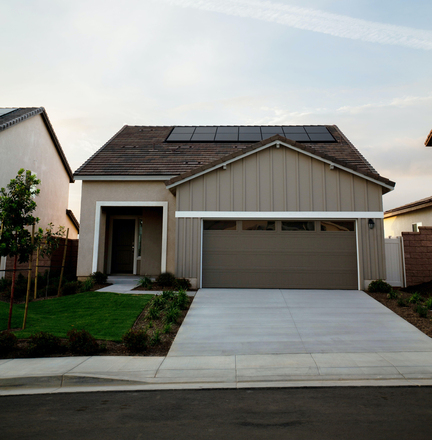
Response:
[1, 351, 432, 396]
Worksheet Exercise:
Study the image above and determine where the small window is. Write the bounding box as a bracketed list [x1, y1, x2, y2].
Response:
[242, 220, 275, 231]
[204, 220, 237, 231]
[321, 221, 355, 232]
[412, 222, 422, 232]
[282, 221, 315, 231]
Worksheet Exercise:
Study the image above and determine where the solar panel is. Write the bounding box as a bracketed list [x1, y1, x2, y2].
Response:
[304, 126, 328, 134]
[166, 133, 193, 142]
[166, 125, 335, 143]
[191, 133, 216, 141]
[283, 126, 306, 134]
[308, 133, 335, 142]
[171, 126, 196, 134]
[261, 127, 283, 134]
[0, 108, 16, 117]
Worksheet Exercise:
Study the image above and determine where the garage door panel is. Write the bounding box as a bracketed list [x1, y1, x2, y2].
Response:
[202, 221, 358, 289]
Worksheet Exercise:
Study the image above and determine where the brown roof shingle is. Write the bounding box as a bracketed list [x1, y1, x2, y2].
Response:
[74, 125, 394, 189]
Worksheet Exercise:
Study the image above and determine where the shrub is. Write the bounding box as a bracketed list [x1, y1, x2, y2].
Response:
[0, 331, 18, 356]
[397, 297, 408, 307]
[67, 329, 99, 355]
[61, 281, 81, 296]
[27, 332, 64, 357]
[174, 289, 189, 310]
[138, 276, 153, 289]
[161, 290, 175, 301]
[80, 277, 94, 292]
[368, 279, 392, 294]
[156, 272, 176, 288]
[163, 323, 172, 334]
[122, 329, 148, 352]
[164, 306, 181, 324]
[175, 278, 191, 291]
[408, 292, 423, 304]
[425, 297, 432, 310]
[147, 307, 160, 320]
[0, 277, 11, 293]
[149, 329, 161, 346]
[387, 289, 399, 300]
[415, 304, 429, 318]
[91, 271, 108, 285]
[151, 295, 167, 310]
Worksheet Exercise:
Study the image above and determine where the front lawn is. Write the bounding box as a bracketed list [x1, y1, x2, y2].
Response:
[0, 291, 152, 341]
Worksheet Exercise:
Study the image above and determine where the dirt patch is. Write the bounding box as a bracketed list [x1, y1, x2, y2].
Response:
[365, 289, 432, 338]
[1, 295, 193, 359]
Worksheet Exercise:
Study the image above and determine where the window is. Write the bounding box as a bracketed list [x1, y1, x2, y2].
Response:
[282, 221, 315, 231]
[204, 220, 237, 230]
[242, 221, 275, 231]
[321, 221, 355, 232]
[412, 222, 422, 232]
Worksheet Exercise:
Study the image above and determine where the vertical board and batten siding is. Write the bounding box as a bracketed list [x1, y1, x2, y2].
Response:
[174, 145, 386, 286]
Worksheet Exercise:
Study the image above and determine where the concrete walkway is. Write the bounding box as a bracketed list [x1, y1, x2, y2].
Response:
[1, 289, 432, 395]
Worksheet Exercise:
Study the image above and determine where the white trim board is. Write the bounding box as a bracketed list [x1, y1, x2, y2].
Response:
[92, 201, 168, 274]
[166, 140, 394, 192]
[176, 211, 384, 219]
[75, 175, 174, 181]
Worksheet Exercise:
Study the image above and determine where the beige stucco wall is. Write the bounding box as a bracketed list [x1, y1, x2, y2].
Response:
[0, 114, 77, 238]
[384, 207, 432, 237]
[175, 145, 387, 289]
[76, 180, 176, 278]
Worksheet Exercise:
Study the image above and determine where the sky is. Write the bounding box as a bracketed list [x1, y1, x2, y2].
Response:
[2, 0, 432, 219]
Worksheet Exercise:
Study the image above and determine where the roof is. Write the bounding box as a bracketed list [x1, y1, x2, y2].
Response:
[0, 107, 74, 183]
[74, 125, 394, 191]
[66, 209, 80, 233]
[384, 195, 432, 218]
[425, 129, 432, 147]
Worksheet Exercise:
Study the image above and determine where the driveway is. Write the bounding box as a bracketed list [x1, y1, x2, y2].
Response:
[168, 289, 432, 356]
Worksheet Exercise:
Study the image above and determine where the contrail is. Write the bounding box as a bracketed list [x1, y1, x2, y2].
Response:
[159, 0, 432, 50]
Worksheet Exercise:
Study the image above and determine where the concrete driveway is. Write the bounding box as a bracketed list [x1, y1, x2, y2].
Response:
[168, 289, 432, 356]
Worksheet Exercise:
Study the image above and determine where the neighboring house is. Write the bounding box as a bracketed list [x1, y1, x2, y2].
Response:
[74, 125, 395, 290]
[425, 129, 432, 147]
[0, 107, 79, 276]
[384, 196, 432, 237]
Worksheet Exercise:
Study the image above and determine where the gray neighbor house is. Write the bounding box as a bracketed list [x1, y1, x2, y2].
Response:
[74, 125, 395, 290]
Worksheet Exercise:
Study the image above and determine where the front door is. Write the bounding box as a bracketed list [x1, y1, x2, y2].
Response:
[111, 219, 135, 273]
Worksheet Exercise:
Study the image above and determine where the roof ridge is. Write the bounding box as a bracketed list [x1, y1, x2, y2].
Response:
[0, 107, 44, 132]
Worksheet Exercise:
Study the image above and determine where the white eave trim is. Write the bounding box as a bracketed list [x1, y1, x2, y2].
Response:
[166, 140, 394, 192]
[75, 175, 175, 181]
[175, 211, 384, 219]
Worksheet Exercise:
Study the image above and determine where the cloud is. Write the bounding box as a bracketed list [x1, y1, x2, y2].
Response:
[159, 0, 432, 50]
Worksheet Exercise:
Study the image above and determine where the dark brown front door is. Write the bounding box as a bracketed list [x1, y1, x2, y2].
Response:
[111, 219, 135, 273]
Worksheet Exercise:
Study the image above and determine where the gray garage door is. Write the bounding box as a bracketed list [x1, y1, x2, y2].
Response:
[202, 220, 358, 289]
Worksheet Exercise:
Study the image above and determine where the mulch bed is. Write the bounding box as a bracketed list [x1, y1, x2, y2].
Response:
[365, 282, 432, 338]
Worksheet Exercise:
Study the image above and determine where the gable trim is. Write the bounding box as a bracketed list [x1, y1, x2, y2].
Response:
[75, 175, 175, 181]
[166, 139, 394, 192]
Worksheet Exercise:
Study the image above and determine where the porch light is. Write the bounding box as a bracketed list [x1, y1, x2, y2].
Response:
[368, 219, 375, 230]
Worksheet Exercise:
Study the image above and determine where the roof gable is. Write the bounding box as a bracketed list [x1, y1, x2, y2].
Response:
[166, 135, 395, 193]
[0, 107, 74, 182]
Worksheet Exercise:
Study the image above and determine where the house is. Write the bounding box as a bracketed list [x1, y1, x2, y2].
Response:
[384, 196, 432, 237]
[74, 125, 395, 290]
[0, 107, 79, 277]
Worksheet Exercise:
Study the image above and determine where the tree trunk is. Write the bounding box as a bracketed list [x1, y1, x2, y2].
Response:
[7, 254, 18, 331]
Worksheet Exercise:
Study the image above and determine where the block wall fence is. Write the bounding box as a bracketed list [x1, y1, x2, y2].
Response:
[402, 227, 432, 287]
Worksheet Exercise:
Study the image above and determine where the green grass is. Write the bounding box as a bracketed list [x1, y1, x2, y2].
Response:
[0, 292, 152, 342]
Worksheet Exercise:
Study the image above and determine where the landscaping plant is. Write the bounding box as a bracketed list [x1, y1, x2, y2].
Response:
[387, 289, 399, 300]
[27, 331, 64, 357]
[91, 271, 108, 285]
[67, 329, 99, 355]
[156, 272, 176, 288]
[415, 304, 429, 318]
[122, 329, 148, 352]
[368, 279, 392, 294]
[138, 276, 153, 289]
[408, 292, 423, 304]
[0, 331, 18, 356]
